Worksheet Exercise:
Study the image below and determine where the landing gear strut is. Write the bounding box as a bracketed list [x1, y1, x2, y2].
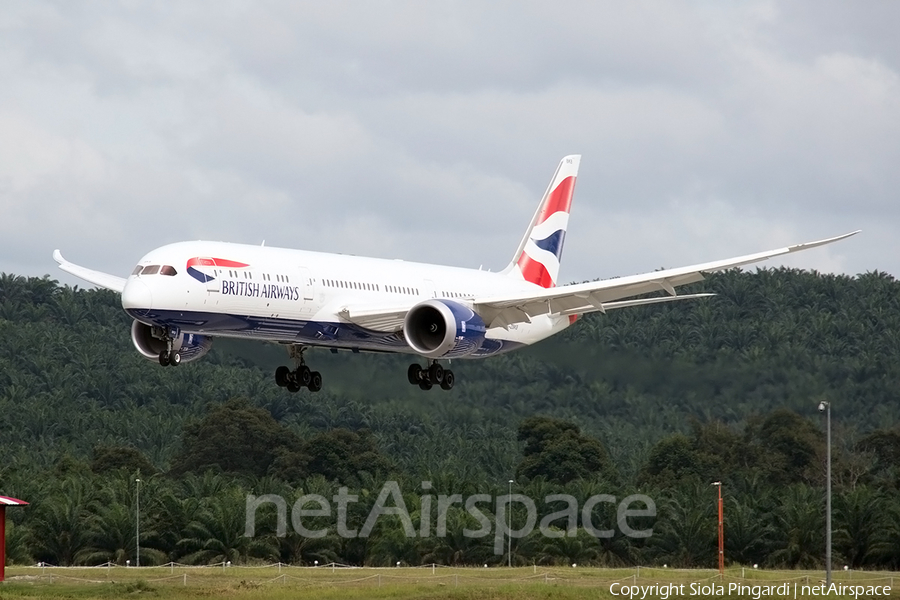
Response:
[275, 346, 323, 393]
[156, 326, 181, 367]
[408, 361, 454, 391]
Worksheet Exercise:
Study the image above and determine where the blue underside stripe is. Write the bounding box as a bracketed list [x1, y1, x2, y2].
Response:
[125, 308, 520, 358]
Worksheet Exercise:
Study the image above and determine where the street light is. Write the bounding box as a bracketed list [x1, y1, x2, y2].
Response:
[818, 400, 832, 586]
[508, 479, 514, 568]
[135, 478, 141, 568]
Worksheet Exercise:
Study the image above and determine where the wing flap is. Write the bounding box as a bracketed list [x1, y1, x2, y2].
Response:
[338, 304, 413, 333]
[53, 250, 126, 293]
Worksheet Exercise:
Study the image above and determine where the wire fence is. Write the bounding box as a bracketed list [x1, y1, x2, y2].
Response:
[7, 564, 899, 590]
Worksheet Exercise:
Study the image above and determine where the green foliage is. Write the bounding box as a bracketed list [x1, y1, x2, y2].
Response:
[1, 269, 900, 568]
[91, 445, 159, 476]
[516, 416, 616, 484]
[170, 399, 302, 477]
[272, 428, 392, 484]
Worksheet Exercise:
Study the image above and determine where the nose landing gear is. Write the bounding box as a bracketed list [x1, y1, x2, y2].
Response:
[408, 361, 454, 391]
[156, 326, 181, 367]
[275, 346, 323, 393]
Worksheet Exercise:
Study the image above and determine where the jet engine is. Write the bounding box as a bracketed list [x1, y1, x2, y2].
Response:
[403, 299, 487, 358]
[130, 320, 213, 364]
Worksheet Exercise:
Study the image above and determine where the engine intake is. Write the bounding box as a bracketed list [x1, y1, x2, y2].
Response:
[403, 299, 486, 358]
[130, 320, 213, 363]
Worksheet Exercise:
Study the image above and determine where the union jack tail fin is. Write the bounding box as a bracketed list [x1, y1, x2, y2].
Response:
[504, 155, 580, 288]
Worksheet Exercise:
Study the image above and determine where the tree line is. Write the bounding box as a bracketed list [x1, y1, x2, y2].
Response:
[0, 268, 899, 567]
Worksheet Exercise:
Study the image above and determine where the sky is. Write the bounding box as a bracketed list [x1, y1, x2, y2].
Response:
[1, 1, 896, 288]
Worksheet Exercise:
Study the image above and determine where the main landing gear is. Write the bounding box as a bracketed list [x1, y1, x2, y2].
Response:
[408, 361, 454, 391]
[275, 346, 322, 393]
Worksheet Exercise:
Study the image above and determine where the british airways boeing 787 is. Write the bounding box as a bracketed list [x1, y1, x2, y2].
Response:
[54, 156, 858, 392]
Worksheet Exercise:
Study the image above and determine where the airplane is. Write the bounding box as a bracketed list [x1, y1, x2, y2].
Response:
[54, 155, 858, 393]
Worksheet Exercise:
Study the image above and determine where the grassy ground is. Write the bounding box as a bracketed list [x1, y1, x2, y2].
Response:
[1, 566, 898, 600]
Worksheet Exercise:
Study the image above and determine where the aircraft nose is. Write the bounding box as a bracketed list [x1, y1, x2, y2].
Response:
[122, 279, 153, 310]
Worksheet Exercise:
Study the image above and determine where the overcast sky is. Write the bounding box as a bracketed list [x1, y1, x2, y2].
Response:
[1, 1, 896, 288]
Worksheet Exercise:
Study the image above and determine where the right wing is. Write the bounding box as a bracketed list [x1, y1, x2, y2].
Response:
[473, 230, 860, 328]
[53, 250, 127, 293]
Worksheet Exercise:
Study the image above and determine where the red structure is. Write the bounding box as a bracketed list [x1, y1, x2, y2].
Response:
[0, 495, 29, 582]
[712, 482, 724, 575]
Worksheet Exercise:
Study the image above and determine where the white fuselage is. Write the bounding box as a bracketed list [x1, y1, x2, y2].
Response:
[121, 240, 571, 357]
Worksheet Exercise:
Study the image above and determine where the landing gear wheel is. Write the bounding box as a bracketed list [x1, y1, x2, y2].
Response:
[296, 365, 312, 386]
[308, 371, 323, 392]
[159, 351, 170, 367]
[428, 363, 444, 385]
[407, 364, 422, 385]
[418, 380, 433, 391]
[169, 352, 181, 366]
[275, 366, 291, 387]
[286, 379, 302, 393]
[440, 369, 455, 390]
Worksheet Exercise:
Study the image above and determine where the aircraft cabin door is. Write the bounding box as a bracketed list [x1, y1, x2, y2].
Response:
[297, 267, 315, 301]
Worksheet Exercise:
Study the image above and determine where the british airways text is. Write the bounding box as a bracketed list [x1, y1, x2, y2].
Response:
[221, 281, 301, 301]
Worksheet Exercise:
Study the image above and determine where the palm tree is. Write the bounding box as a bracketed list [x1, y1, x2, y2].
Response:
[176, 492, 278, 564]
[648, 489, 715, 568]
[834, 486, 886, 569]
[767, 485, 824, 568]
[28, 480, 94, 565]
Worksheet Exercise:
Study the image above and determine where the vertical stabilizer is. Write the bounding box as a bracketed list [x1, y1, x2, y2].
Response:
[503, 155, 580, 288]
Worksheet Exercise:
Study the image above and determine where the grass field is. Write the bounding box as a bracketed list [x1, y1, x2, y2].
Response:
[1, 565, 898, 600]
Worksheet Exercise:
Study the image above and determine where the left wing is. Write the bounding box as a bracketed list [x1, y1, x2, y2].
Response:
[474, 230, 860, 328]
[53, 250, 127, 293]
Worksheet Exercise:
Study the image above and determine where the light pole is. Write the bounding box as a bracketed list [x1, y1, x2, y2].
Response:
[508, 479, 513, 568]
[135, 478, 141, 568]
[818, 401, 832, 586]
[712, 482, 723, 575]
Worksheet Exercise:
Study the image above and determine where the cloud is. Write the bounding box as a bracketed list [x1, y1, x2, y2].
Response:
[0, 1, 894, 288]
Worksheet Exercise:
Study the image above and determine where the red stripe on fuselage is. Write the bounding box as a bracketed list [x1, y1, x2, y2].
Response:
[186, 257, 250, 269]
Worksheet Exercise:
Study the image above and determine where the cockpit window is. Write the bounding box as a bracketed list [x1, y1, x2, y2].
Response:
[142, 265, 160, 275]
[132, 266, 144, 275]
[160, 265, 177, 276]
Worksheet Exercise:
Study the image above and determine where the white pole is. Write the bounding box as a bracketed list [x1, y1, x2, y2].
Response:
[135, 478, 141, 568]
[508, 479, 514, 568]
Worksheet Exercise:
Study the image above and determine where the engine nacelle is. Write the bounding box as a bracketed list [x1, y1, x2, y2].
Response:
[130, 320, 213, 363]
[403, 299, 487, 358]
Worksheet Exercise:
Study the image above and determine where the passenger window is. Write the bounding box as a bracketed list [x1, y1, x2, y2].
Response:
[142, 265, 160, 275]
[160, 265, 177, 276]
